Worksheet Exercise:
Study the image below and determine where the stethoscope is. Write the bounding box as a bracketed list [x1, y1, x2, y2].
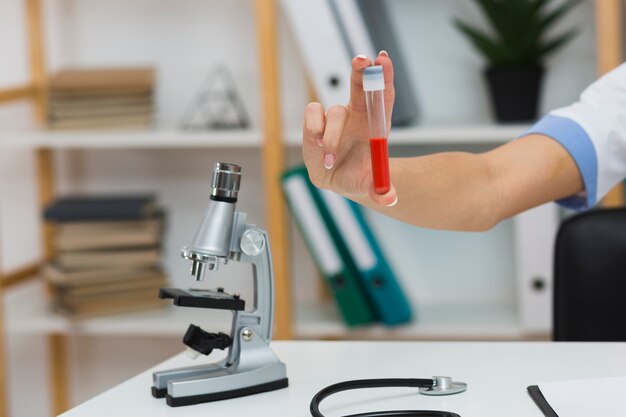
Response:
[310, 376, 467, 417]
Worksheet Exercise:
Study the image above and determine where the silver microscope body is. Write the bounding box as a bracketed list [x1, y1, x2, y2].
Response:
[152, 162, 288, 407]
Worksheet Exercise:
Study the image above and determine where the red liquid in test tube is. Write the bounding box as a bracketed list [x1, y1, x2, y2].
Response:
[363, 65, 390, 194]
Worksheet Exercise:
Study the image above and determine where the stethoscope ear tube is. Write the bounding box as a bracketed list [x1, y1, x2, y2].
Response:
[310, 378, 462, 417]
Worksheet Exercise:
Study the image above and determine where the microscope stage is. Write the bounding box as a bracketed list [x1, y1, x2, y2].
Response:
[159, 288, 245, 310]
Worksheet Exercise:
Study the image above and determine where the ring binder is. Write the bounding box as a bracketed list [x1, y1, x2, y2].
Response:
[282, 169, 375, 326]
[282, 166, 412, 327]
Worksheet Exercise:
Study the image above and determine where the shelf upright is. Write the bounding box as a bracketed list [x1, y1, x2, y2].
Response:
[0, 269, 7, 417]
[25, 0, 70, 415]
[0, 0, 58, 416]
[254, 0, 293, 340]
[0, 265, 40, 417]
[596, 0, 623, 207]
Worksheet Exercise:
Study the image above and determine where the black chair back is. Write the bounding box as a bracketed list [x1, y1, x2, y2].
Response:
[554, 208, 626, 341]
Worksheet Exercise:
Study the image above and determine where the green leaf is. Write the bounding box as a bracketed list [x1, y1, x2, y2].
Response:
[529, 0, 551, 16]
[454, 19, 513, 66]
[473, 0, 511, 40]
[538, 27, 580, 59]
[538, 0, 584, 34]
[454, 0, 582, 66]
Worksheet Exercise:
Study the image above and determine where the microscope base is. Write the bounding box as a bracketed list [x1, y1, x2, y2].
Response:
[165, 377, 288, 406]
[151, 377, 288, 402]
[152, 335, 289, 408]
[152, 386, 166, 398]
[152, 361, 288, 407]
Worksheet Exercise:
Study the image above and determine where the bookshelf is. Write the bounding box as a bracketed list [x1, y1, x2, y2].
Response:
[0, 1, 622, 416]
[6, 279, 524, 340]
[0, 124, 527, 149]
[0, 0, 290, 416]
[0, 128, 264, 149]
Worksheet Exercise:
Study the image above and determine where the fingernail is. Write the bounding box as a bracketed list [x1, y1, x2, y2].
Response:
[324, 153, 335, 170]
[378, 50, 389, 57]
[314, 136, 323, 147]
[356, 54, 368, 60]
[386, 196, 398, 207]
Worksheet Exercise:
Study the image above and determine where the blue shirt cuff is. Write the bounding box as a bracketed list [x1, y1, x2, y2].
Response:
[521, 115, 598, 211]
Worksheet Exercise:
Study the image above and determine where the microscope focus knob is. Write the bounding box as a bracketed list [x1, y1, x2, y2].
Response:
[241, 229, 265, 256]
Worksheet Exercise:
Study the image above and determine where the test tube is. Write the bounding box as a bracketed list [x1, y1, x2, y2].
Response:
[363, 65, 390, 194]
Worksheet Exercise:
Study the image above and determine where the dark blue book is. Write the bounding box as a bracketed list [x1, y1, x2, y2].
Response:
[44, 195, 158, 222]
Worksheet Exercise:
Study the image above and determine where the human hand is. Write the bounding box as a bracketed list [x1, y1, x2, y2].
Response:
[302, 51, 398, 206]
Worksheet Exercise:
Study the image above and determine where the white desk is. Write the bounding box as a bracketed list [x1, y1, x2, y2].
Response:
[59, 341, 626, 417]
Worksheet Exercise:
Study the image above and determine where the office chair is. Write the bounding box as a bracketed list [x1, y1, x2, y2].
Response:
[553, 207, 626, 341]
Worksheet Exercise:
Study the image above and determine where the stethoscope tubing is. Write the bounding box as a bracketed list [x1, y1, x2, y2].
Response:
[310, 378, 461, 417]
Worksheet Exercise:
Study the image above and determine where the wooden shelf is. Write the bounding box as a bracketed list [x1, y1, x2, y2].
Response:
[0, 123, 530, 150]
[5, 279, 532, 340]
[0, 127, 263, 149]
[294, 300, 527, 340]
[5, 280, 244, 337]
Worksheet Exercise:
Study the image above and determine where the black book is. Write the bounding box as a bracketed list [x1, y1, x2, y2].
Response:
[44, 195, 158, 222]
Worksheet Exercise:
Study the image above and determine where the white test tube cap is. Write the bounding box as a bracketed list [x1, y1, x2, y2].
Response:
[362, 65, 385, 91]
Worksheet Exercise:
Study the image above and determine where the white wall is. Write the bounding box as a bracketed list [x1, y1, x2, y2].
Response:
[0, 0, 42, 273]
[0, 1, 598, 416]
[0, 0, 29, 87]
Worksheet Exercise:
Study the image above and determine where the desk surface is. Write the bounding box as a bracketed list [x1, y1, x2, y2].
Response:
[59, 341, 626, 417]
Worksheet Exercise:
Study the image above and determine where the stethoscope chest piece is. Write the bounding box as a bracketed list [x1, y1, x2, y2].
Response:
[419, 376, 467, 396]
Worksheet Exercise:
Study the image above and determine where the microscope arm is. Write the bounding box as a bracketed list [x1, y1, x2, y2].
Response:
[225, 212, 275, 365]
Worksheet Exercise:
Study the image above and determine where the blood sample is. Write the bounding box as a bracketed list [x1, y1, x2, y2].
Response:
[363, 65, 390, 194]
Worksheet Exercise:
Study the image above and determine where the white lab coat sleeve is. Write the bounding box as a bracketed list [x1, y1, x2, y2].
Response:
[521, 62, 626, 211]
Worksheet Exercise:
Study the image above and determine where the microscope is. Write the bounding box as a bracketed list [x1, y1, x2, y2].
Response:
[151, 162, 288, 407]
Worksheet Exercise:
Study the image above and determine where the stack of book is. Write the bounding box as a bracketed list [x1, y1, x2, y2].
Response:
[46, 67, 155, 130]
[42, 195, 167, 318]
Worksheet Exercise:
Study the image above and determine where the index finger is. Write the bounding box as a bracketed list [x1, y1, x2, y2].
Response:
[348, 55, 374, 112]
[349, 53, 395, 118]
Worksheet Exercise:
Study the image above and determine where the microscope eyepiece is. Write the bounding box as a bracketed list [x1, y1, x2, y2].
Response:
[182, 162, 242, 280]
[211, 162, 241, 202]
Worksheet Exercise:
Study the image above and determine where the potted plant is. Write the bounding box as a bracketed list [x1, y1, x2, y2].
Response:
[454, 0, 582, 123]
